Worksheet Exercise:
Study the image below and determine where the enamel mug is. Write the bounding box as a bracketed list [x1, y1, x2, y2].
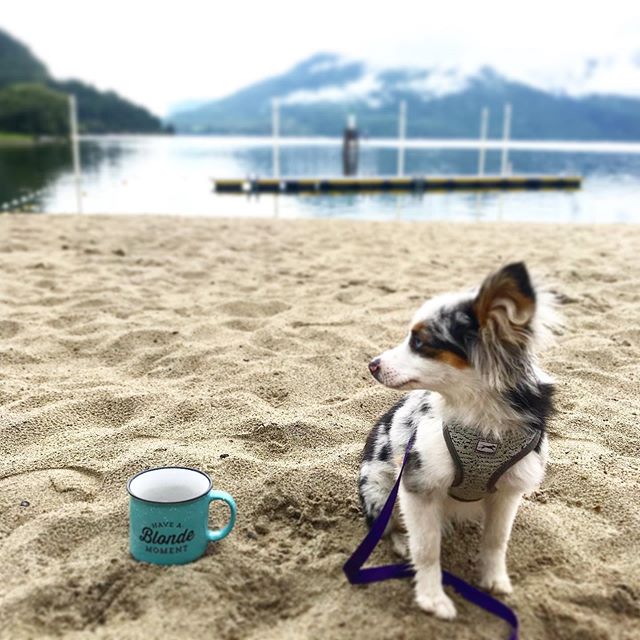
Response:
[127, 467, 236, 565]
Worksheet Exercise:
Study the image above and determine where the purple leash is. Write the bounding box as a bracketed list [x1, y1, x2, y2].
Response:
[343, 435, 519, 640]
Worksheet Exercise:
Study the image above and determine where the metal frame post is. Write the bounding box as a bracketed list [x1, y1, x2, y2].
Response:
[478, 107, 489, 176]
[68, 94, 83, 213]
[272, 98, 280, 179]
[500, 103, 512, 176]
[397, 100, 407, 176]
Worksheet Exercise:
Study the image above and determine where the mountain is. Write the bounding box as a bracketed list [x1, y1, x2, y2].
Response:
[0, 27, 49, 88]
[169, 53, 640, 140]
[0, 28, 167, 135]
[50, 79, 168, 134]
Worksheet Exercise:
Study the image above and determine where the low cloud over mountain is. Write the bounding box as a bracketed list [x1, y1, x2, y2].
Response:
[169, 53, 640, 140]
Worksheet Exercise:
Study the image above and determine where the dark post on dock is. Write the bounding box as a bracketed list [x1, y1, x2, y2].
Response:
[342, 115, 359, 176]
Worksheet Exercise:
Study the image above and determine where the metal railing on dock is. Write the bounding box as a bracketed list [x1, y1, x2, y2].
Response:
[212, 102, 583, 197]
[213, 174, 582, 194]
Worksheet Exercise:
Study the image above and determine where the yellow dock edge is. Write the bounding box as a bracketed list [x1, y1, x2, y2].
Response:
[213, 175, 582, 193]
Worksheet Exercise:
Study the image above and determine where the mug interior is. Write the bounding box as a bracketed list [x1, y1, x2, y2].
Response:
[128, 467, 211, 503]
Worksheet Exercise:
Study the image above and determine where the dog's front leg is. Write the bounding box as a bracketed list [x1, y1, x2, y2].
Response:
[479, 491, 522, 594]
[399, 488, 455, 619]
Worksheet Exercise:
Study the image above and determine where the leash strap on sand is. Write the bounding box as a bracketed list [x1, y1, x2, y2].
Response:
[343, 434, 519, 640]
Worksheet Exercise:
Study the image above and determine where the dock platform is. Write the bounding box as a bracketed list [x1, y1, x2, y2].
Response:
[213, 175, 582, 194]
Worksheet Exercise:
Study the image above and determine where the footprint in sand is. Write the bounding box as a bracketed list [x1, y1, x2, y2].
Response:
[218, 300, 290, 318]
[102, 329, 180, 363]
[0, 320, 21, 339]
[252, 384, 290, 407]
[0, 466, 103, 512]
[55, 394, 144, 428]
[46, 313, 89, 329]
[223, 318, 262, 332]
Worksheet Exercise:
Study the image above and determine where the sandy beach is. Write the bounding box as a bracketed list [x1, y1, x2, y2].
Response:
[1, 214, 638, 640]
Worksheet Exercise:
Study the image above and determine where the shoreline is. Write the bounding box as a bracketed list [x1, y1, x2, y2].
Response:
[0, 133, 68, 147]
[4, 212, 640, 227]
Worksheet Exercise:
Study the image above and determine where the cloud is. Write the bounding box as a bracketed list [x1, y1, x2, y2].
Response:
[2, 0, 639, 115]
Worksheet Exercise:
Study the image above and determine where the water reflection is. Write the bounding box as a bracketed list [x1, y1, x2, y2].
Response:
[1, 136, 639, 222]
[0, 140, 133, 212]
[0, 143, 69, 211]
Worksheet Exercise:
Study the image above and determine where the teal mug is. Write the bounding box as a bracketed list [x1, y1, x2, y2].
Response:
[127, 467, 236, 565]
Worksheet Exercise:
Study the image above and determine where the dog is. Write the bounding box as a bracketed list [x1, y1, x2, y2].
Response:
[358, 262, 557, 619]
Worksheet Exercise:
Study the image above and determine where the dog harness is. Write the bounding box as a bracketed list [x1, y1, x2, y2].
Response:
[443, 423, 541, 502]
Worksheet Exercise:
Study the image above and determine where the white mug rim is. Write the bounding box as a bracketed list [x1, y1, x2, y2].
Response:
[127, 466, 212, 504]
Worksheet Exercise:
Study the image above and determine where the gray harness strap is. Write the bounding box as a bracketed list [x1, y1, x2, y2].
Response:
[443, 423, 541, 502]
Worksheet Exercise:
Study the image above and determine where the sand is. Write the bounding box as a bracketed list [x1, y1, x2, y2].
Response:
[0, 214, 638, 640]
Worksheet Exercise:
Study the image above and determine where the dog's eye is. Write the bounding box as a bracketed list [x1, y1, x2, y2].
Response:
[410, 333, 423, 350]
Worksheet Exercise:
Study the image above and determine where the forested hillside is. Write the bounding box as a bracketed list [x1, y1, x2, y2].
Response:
[0, 28, 167, 136]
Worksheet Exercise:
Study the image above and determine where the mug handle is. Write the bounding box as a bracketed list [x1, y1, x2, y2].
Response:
[206, 490, 237, 542]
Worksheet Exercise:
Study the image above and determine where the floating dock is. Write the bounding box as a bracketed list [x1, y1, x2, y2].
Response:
[213, 175, 582, 194]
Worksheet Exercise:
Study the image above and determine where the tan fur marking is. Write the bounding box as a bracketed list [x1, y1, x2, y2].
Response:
[435, 350, 470, 369]
[411, 321, 427, 334]
[474, 270, 534, 329]
[410, 322, 469, 368]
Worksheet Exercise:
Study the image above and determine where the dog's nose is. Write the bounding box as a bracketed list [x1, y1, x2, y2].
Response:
[368, 358, 381, 377]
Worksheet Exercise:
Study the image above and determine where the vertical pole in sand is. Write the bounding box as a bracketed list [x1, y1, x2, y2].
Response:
[397, 100, 407, 176]
[68, 94, 83, 213]
[500, 102, 512, 176]
[478, 107, 489, 176]
[272, 97, 280, 179]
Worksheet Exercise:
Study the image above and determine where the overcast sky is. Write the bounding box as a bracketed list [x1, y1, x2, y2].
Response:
[3, 0, 640, 115]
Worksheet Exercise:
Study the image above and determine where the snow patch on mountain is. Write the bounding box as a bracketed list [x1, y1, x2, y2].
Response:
[400, 67, 473, 98]
[306, 55, 354, 75]
[280, 70, 382, 106]
[280, 57, 476, 106]
[282, 52, 640, 106]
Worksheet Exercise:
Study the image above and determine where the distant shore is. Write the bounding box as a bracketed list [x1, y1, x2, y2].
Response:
[76, 132, 640, 154]
[0, 132, 68, 147]
[0, 132, 175, 147]
[0, 132, 37, 146]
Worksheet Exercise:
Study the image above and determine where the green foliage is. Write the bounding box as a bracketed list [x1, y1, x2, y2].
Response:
[52, 80, 165, 133]
[0, 28, 167, 135]
[0, 83, 68, 136]
[0, 131, 33, 144]
[0, 29, 49, 88]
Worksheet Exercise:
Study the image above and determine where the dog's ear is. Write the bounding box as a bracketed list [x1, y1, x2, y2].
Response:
[474, 262, 536, 342]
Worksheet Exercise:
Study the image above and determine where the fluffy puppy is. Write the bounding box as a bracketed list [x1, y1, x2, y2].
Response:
[358, 262, 557, 619]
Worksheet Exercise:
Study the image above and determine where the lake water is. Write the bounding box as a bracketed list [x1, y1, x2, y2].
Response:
[1, 135, 639, 222]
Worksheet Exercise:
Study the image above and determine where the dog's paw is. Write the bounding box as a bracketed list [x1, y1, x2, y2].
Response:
[416, 591, 457, 619]
[390, 532, 409, 559]
[479, 572, 513, 595]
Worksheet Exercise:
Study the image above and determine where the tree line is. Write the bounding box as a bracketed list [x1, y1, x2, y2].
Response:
[0, 29, 170, 137]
